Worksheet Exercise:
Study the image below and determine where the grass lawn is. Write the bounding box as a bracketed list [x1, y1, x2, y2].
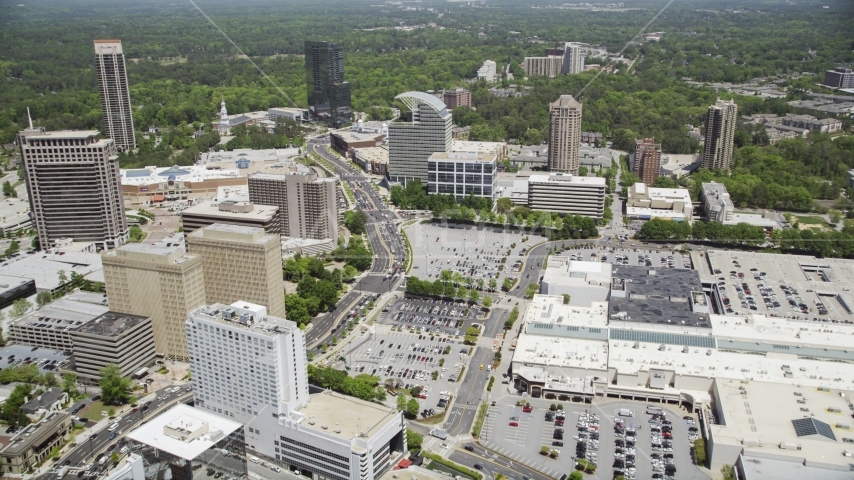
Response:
[78, 401, 110, 422]
[794, 215, 828, 225]
[425, 458, 477, 480]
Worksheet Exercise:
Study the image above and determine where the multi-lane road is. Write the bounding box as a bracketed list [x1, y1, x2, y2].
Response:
[38, 386, 193, 480]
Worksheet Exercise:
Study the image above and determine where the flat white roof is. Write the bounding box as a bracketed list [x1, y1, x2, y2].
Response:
[121, 164, 241, 186]
[528, 174, 606, 185]
[514, 332, 609, 371]
[0, 250, 102, 291]
[128, 404, 242, 461]
[523, 295, 609, 328]
[181, 202, 278, 221]
[626, 206, 688, 219]
[297, 390, 400, 439]
[712, 379, 854, 467]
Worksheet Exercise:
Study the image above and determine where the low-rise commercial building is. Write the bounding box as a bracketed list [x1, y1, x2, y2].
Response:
[0, 197, 33, 237]
[426, 152, 497, 201]
[352, 146, 388, 175]
[527, 174, 605, 218]
[127, 404, 247, 480]
[450, 140, 508, 162]
[71, 311, 156, 382]
[0, 249, 102, 294]
[625, 183, 693, 222]
[21, 388, 66, 417]
[0, 274, 36, 310]
[329, 131, 385, 159]
[540, 258, 612, 306]
[443, 88, 472, 109]
[822, 67, 854, 89]
[268, 107, 309, 122]
[181, 201, 281, 237]
[0, 412, 72, 474]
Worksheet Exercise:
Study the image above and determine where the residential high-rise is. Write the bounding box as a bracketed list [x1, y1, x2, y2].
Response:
[187, 302, 309, 423]
[388, 91, 453, 185]
[247, 172, 339, 243]
[102, 244, 206, 361]
[186, 302, 407, 479]
[547, 95, 583, 174]
[702, 98, 738, 171]
[94, 40, 136, 151]
[561, 42, 584, 75]
[633, 138, 662, 185]
[186, 224, 286, 318]
[443, 88, 472, 109]
[18, 129, 128, 250]
[305, 41, 352, 127]
[523, 56, 564, 78]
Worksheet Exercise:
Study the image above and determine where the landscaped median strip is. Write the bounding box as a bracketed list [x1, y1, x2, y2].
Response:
[422, 451, 483, 480]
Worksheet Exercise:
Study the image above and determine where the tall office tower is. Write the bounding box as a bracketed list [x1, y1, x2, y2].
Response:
[547, 95, 583, 174]
[822, 67, 854, 89]
[702, 98, 738, 172]
[186, 224, 286, 318]
[305, 40, 352, 127]
[247, 172, 339, 243]
[187, 302, 309, 423]
[561, 42, 583, 75]
[18, 129, 128, 250]
[443, 88, 472, 109]
[102, 244, 206, 361]
[94, 40, 136, 152]
[388, 91, 453, 185]
[633, 138, 662, 185]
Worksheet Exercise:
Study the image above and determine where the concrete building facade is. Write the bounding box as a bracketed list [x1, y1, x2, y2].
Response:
[477, 60, 497, 82]
[426, 152, 497, 201]
[70, 311, 157, 382]
[0, 413, 72, 474]
[329, 131, 384, 159]
[523, 56, 563, 78]
[632, 138, 661, 185]
[822, 67, 854, 89]
[625, 183, 693, 222]
[700, 182, 734, 223]
[388, 92, 452, 185]
[702, 98, 738, 172]
[527, 174, 605, 218]
[186, 224, 286, 318]
[94, 40, 136, 151]
[18, 129, 128, 250]
[247, 172, 339, 243]
[181, 201, 281, 237]
[102, 244, 207, 361]
[561, 43, 584, 75]
[547, 95, 583, 174]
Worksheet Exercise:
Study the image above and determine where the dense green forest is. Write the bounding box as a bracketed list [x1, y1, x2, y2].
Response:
[2, 0, 854, 211]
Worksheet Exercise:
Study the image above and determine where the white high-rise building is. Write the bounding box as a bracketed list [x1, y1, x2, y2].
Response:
[388, 92, 452, 185]
[187, 302, 407, 480]
[477, 60, 498, 82]
[187, 302, 309, 424]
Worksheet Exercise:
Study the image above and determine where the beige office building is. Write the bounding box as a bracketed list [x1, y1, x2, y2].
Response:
[70, 311, 157, 382]
[102, 244, 206, 361]
[180, 200, 281, 237]
[18, 129, 128, 250]
[547, 95, 583, 174]
[187, 224, 286, 318]
[702, 98, 738, 172]
[247, 172, 339, 243]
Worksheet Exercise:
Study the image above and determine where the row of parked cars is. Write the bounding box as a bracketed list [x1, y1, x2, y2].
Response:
[648, 411, 677, 480]
[612, 415, 636, 478]
[575, 411, 598, 466]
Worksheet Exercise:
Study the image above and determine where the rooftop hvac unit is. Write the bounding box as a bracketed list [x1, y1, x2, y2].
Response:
[222, 309, 235, 320]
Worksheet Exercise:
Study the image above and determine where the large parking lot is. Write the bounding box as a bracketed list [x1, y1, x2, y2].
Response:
[556, 245, 693, 270]
[479, 399, 704, 480]
[377, 297, 482, 337]
[405, 223, 546, 290]
[334, 325, 477, 417]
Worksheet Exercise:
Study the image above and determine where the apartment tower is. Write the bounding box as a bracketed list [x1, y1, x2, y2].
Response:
[18, 129, 128, 250]
[388, 91, 453, 185]
[102, 244, 206, 361]
[247, 172, 339, 243]
[305, 41, 352, 127]
[186, 224, 286, 318]
[187, 302, 309, 424]
[702, 98, 738, 171]
[94, 40, 136, 151]
[561, 42, 584, 75]
[547, 95, 583, 174]
[633, 138, 662, 185]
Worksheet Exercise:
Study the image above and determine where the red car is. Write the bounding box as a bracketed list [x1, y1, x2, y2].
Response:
[555, 420, 564, 426]
[509, 422, 519, 427]
[522, 406, 533, 413]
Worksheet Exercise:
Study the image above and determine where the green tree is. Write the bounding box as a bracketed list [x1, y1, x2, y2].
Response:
[502, 277, 513, 291]
[483, 296, 492, 308]
[42, 372, 58, 388]
[4, 240, 19, 256]
[36, 291, 53, 308]
[469, 289, 480, 303]
[569, 471, 584, 480]
[10, 298, 32, 318]
[405, 429, 423, 451]
[2, 181, 14, 198]
[343, 209, 368, 235]
[99, 364, 132, 405]
[406, 398, 419, 418]
[61, 373, 78, 397]
[396, 393, 407, 412]
[562, 294, 571, 305]
[2, 384, 32, 427]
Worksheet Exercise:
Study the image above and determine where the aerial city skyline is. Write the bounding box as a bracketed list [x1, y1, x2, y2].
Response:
[1, 2, 853, 480]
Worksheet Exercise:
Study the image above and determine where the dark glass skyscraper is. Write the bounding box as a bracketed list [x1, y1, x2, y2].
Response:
[304, 41, 352, 127]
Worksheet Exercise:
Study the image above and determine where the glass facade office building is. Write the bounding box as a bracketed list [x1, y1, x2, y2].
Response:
[305, 41, 352, 127]
[427, 152, 496, 201]
[388, 92, 453, 186]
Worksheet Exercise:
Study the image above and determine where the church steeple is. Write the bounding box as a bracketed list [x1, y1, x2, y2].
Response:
[220, 95, 228, 120]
